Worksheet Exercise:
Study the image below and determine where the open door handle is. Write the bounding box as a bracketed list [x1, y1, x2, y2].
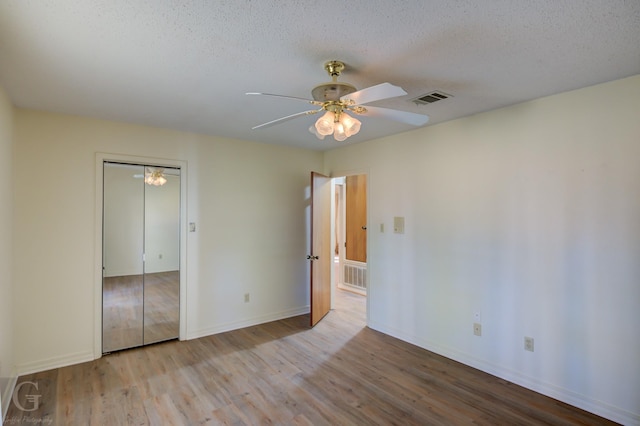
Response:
[361, 226, 367, 230]
[306, 255, 319, 260]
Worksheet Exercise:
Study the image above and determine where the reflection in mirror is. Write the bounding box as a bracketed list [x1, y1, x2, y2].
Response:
[143, 172, 180, 345]
[103, 163, 145, 352]
[102, 163, 180, 353]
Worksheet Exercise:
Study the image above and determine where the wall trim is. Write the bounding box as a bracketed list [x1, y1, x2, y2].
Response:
[15, 350, 95, 377]
[368, 320, 638, 426]
[186, 306, 309, 341]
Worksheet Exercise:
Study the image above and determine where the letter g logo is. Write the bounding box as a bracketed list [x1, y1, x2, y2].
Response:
[12, 381, 41, 412]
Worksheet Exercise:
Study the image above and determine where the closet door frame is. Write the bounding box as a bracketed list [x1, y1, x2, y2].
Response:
[94, 152, 188, 359]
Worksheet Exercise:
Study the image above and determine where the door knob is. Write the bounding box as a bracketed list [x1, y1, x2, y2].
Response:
[361, 226, 367, 230]
[306, 255, 319, 260]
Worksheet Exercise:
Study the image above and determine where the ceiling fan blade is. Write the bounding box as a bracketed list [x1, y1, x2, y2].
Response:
[246, 92, 322, 105]
[252, 109, 322, 130]
[356, 105, 429, 126]
[341, 82, 407, 105]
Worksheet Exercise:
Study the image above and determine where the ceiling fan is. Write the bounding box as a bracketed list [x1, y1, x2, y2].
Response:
[246, 60, 429, 141]
[133, 167, 173, 186]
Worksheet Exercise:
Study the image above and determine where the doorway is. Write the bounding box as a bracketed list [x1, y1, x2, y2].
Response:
[332, 173, 367, 310]
[309, 171, 368, 328]
[102, 162, 181, 353]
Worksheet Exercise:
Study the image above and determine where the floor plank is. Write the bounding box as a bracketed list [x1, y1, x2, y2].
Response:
[6, 289, 616, 425]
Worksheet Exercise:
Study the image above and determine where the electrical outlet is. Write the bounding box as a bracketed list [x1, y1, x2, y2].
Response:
[473, 323, 482, 336]
[524, 336, 534, 352]
[244, 293, 250, 303]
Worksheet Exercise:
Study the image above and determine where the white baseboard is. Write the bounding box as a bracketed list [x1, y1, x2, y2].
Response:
[368, 321, 639, 426]
[3, 350, 97, 421]
[13, 306, 309, 377]
[186, 305, 309, 341]
[2, 374, 18, 422]
[15, 350, 95, 377]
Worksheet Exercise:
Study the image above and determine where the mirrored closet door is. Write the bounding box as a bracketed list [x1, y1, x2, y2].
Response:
[102, 162, 180, 353]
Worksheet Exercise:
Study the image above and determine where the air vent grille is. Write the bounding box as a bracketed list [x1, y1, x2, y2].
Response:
[412, 91, 451, 105]
[344, 264, 366, 289]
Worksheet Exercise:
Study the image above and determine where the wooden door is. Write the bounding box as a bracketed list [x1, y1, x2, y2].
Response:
[346, 174, 367, 262]
[310, 172, 331, 326]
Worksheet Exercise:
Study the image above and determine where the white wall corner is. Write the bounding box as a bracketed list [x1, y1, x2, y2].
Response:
[1, 374, 18, 422]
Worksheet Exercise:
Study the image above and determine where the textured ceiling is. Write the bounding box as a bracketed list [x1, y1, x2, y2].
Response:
[0, 1, 639, 151]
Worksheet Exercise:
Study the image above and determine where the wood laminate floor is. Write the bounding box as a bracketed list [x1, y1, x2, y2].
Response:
[103, 271, 180, 352]
[7, 289, 615, 425]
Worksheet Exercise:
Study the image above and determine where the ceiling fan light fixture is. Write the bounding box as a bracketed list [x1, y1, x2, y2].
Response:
[313, 109, 361, 141]
[144, 167, 167, 186]
[315, 111, 335, 136]
[248, 59, 428, 142]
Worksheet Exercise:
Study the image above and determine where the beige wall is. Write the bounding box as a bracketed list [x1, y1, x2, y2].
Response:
[5, 75, 639, 423]
[0, 85, 15, 418]
[324, 75, 640, 424]
[12, 111, 323, 372]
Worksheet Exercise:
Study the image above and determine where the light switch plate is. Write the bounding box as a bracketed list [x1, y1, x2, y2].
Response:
[393, 216, 405, 234]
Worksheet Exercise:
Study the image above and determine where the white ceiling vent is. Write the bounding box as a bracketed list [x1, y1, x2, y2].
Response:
[412, 91, 451, 105]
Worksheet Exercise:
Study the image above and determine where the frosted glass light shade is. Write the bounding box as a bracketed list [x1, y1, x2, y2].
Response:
[309, 125, 325, 140]
[341, 113, 361, 137]
[315, 111, 335, 136]
[313, 110, 361, 141]
[333, 122, 347, 141]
